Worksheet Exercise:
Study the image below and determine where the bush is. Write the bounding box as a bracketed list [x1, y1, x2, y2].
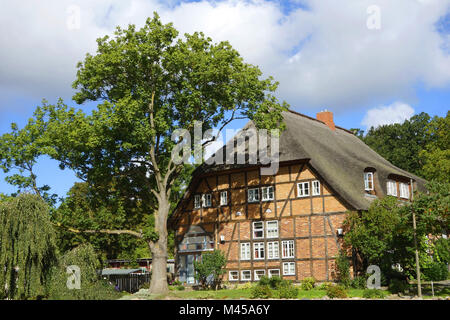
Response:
[423, 262, 449, 282]
[251, 285, 273, 299]
[388, 279, 409, 294]
[326, 285, 347, 299]
[193, 250, 226, 290]
[258, 275, 271, 287]
[176, 285, 185, 291]
[335, 251, 351, 288]
[350, 276, 367, 289]
[362, 289, 385, 299]
[47, 244, 122, 300]
[300, 277, 316, 290]
[317, 282, 333, 290]
[276, 281, 299, 299]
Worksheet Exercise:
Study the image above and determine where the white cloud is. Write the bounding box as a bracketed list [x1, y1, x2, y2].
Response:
[361, 101, 415, 129]
[0, 0, 449, 112]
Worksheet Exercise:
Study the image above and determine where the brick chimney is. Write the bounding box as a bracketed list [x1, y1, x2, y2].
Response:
[316, 109, 335, 131]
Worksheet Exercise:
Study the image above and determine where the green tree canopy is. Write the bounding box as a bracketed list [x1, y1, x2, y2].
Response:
[0, 194, 57, 299]
[35, 13, 287, 294]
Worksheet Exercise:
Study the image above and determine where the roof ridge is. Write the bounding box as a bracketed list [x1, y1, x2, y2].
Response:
[286, 109, 355, 135]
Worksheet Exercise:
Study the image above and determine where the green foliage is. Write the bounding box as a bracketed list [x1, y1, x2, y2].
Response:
[47, 243, 121, 300]
[0, 194, 57, 299]
[326, 285, 348, 299]
[275, 280, 298, 299]
[300, 277, 316, 290]
[362, 112, 433, 177]
[419, 111, 450, 183]
[350, 276, 367, 289]
[250, 285, 273, 299]
[317, 282, 333, 290]
[335, 250, 351, 288]
[362, 289, 385, 299]
[388, 279, 409, 294]
[422, 262, 449, 281]
[193, 250, 226, 290]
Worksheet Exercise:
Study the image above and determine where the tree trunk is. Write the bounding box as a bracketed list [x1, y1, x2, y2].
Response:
[148, 195, 170, 295]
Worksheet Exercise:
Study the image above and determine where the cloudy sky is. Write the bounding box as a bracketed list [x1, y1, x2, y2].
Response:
[0, 0, 449, 197]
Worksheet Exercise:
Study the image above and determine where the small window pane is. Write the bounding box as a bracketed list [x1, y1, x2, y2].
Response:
[248, 188, 260, 202]
[297, 182, 310, 197]
[312, 180, 321, 196]
[253, 221, 264, 239]
[229, 271, 239, 281]
[266, 221, 278, 238]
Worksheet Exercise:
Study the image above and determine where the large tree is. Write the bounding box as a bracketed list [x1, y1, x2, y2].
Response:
[41, 13, 287, 294]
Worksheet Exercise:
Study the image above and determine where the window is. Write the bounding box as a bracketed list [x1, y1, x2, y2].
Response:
[312, 180, 321, 196]
[387, 180, 397, 196]
[253, 242, 265, 260]
[261, 186, 274, 201]
[268, 269, 280, 278]
[364, 172, 374, 191]
[248, 188, 260, 202]
[282, 262, 295, 275]
[267, 241, 279, 259]
[282, 240, 295, 258]
[241, 270, 251, 281]
[254, 270, 265, 281]
[297, 182, 310, 197]
[202, 194, 212, 207]
[229, 271, 239, 281]
[194, 195, 201, 209]
[266, 220, 278, 238]
[240, 243, 251, 260]
[220, 191, 228, 206]
[253, 221, 264, 239]
[399, 183, 410, 199]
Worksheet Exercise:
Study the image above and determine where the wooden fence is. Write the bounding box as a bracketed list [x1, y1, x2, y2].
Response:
[105, 273, 151, 293]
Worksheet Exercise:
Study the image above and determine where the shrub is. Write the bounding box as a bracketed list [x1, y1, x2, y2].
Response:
[193, 250, 226, 290]
[317, 282, 333, 290]
[388, 279, 409, 294]
[350, 276, 367, 289]
[423, 262, 449, 282]
[176, 285, 185, 291]
[276, 281, 299, 299]
[47, 244, 122, 300]
[362, 289, 385, 299]
[326, 285, 347, 299]
[335, 250, 351, 288]
[300, 277, 316, 290]
[251, 285, 273, 299]
[258, 275, 271, 287]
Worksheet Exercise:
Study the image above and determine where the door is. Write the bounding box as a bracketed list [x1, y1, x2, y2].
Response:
[178, 254, 197, 284]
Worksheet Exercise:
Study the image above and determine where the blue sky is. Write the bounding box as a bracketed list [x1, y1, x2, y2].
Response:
[0, 0, 449, 199]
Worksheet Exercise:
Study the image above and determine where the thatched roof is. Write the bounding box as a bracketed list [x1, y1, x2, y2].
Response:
[172, 110, 426, 219]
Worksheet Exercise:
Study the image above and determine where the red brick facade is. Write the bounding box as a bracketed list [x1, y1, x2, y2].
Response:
[172, 161, 351, 283]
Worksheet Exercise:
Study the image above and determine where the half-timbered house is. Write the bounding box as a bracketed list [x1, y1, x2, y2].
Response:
[169, 110, 426, 284]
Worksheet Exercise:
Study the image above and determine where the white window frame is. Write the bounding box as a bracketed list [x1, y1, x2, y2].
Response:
[399, 182, 410, 199]
[202, 193, 212, 207]
[254, 270, 266, 281]
[229, 271, 239, 282]
[364, 172, 374, 191]
[194, 195, 201, 209]
[282, 262, 295, 275]
[240, 242, 251, 261]
[268, 269, 280, 278]
[220, 191, 228, 206]
[266, 220, 279, 238]
[282, 240, 295, 259]
[248, 188, 260, 203]
[241, 270, 251, 281]
[267, 241, 280, 259]
[297, 182, 310, 197]
[261, 186, 274, 201]
[253, 221, 264, 239]
[312, 180, 321, 196]
[253, 242, 265, 260]
[387, 180, 397, 196]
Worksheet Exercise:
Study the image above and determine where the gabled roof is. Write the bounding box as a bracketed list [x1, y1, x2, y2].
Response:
[170, 109, 426, 222]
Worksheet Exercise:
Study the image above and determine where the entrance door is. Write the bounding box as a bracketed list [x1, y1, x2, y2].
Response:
[178, 254, 197, 284]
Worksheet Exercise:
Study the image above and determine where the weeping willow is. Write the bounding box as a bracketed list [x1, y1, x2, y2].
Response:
[0, 194, 57, 299]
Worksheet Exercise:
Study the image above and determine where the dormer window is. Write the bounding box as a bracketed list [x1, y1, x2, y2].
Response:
[364, 172, 374, 191]
[387, 180, 397, 196]
[399, 183, 410, 199]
